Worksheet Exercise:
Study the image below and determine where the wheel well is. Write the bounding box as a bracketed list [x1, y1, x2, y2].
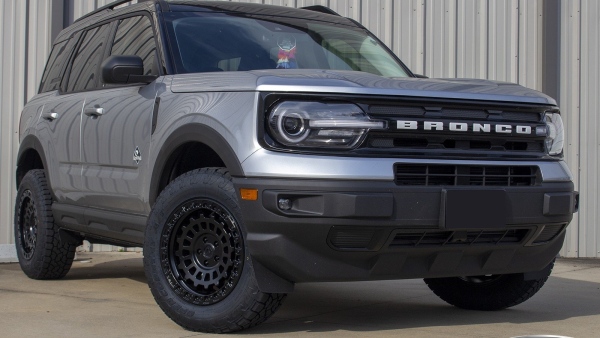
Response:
[156, 142, 226, 200]
[16, 149, 44, 188]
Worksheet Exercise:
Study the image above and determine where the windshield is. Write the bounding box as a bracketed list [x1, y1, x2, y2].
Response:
[164, 12, 410, 77]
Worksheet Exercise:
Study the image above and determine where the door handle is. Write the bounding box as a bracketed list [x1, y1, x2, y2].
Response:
[41, 111, 58, 121]
[84, 107, 104, 117]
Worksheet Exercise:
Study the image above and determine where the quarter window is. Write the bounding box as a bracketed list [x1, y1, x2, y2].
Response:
[40, 40, 68, 93]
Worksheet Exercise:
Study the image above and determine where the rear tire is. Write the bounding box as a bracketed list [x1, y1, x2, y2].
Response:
[144, 168, 286, 333]
[424, 260, 554, 311]
[14, 170, 77, 279]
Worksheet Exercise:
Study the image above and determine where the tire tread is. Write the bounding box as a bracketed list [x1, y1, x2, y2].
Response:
[144, 168, 286, 333]
[15, 170, 76, 280]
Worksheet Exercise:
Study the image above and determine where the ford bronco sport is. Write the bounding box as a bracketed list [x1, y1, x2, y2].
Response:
[15, 0, 578, 333]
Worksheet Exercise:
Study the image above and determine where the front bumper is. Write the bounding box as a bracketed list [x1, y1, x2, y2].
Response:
[233, 175, 577, 291]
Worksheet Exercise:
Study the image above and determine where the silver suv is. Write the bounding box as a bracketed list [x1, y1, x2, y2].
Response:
[15, 0, 578, 333]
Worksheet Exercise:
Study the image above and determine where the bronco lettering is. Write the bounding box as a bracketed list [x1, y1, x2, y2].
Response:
[396, 120, 535, 134]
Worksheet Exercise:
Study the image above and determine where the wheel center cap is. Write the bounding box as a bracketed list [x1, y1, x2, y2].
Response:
[202, 244, 216, 259]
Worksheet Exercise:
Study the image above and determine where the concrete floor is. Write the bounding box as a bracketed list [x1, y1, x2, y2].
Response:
[0, 253, 598, 338]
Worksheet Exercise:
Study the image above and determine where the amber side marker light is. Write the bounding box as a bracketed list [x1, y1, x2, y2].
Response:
[240, 188, 258, 201]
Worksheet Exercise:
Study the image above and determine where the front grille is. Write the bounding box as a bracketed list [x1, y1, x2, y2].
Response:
[394, 164, 539, 186]
[366, 104, 548, 158]
[532, 224, 566, 244]
[368, 134, 545, 154]
[390, 229, 529, 248]
[369, 105, 542, 123]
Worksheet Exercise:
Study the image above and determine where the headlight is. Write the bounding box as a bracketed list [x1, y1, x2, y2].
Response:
[268, 101, 386, 149]
[545, 112, 564, 156]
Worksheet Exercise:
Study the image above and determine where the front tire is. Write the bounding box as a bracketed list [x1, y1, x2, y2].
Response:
[144, 168, 286, 333]
[14, 170, 77, 279]
[424, 260, 554, 311]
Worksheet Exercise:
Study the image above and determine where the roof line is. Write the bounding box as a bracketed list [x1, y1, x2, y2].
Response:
[74, 0, 152, 23]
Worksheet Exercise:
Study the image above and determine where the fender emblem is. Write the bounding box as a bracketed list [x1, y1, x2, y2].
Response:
[133, 146, 142, 164]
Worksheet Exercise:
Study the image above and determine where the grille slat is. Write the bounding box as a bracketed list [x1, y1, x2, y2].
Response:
[394, 164, 538, 186]
[390, 229, 529, 248]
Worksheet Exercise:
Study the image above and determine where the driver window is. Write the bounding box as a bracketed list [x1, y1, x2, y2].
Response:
[110, 16, 158, 76]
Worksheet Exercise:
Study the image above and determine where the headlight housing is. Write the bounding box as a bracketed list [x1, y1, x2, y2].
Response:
[545, 112, 564, 156]
[267, 101, 386, 149]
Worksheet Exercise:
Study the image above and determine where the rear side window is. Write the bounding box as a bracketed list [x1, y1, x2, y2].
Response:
[110, 16, 157, 76]
[66, 23, 112, 93]
[39, 38, 78, 93]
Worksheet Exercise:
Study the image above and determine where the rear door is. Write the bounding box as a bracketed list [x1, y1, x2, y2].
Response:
[36, 29, 103, 205]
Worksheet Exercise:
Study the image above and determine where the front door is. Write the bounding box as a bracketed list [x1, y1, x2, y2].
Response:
[79, 84, 158, 214]
[79, 15, 161, 216]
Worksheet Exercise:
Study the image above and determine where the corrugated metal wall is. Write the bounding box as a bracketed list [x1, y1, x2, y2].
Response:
[0, 0, 597, 257]
[561, 0, 600, 258]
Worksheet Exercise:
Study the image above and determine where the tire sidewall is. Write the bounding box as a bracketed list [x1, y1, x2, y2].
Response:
[14, 171, 51, 277]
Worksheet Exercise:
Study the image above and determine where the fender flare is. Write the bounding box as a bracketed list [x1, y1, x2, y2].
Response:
[16, 135, 50, 186]
[149, 123, 245, 205]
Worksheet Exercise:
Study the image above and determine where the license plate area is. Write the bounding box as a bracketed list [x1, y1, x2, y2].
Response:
[441, 190, 507, 229]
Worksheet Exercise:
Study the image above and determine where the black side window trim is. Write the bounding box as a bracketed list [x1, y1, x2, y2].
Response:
[59, 10, 163, 95]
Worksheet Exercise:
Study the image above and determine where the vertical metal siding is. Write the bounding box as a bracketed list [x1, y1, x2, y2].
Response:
[560, 1, 582, 258]
[578, 0, 599, 258]
[0, 0, 597, 257]
[455, 1, 487, 79]
[0, 1, 28, 247]
[487, 0, 519, 83]
[517, 0, 543, 90]
[392, 0, 425, 75]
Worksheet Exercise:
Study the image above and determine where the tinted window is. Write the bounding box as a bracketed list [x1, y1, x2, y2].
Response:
[39, 38, 78, 93]
[67, 24, 111, 92]
[110, 16, 157, 76]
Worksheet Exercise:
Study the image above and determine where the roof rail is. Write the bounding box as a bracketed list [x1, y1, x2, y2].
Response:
[300, 5, 340, 16]
[74, 0, 148, 23]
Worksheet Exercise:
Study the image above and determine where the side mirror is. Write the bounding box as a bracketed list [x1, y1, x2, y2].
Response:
[101, 55, 157, 84]
[414, 73, 429, 79]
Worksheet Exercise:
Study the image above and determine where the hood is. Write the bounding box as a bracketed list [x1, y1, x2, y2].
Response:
[170, 70, 556, 106]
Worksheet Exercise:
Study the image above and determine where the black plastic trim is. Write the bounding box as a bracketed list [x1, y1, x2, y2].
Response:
[149, 123, 245, 205]
[300, 5, 341, 16]
[234, 177, 574, 285]
[16, 135, 53, 196]
[52, 203, 146, 246]
[151, 96, 160, 134]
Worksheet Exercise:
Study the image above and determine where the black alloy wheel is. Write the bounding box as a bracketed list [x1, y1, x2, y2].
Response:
[162, 198, 244, 305]
[17, 190, 38, 260]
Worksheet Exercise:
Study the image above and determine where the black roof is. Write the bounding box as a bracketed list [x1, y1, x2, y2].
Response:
[55, 0, 352, 43]
[165, 1, 349, 25]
